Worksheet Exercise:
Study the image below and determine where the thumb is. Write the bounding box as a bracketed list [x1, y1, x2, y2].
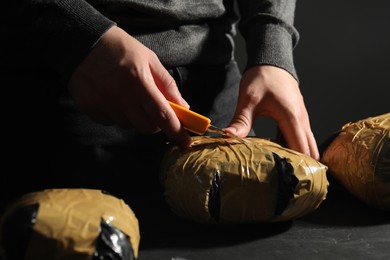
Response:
[224, 110, 254, 138]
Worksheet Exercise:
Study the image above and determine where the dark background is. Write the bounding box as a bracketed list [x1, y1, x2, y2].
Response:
[235, 1, 390, 146]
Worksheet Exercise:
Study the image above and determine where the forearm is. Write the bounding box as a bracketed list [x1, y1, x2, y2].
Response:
[236, 0, 299, 80]
[1, 0, 115, 84]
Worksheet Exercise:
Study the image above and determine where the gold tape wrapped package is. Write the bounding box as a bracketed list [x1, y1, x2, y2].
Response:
[322, 113, 390, 211]
[0, 189, 140, 260]
[160, 136, 329, 224]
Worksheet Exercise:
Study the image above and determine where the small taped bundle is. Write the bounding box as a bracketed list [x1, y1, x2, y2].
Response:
[0, 189, 140, 260]
[160, 136, 329, 224]
[321, 113, 390, 211]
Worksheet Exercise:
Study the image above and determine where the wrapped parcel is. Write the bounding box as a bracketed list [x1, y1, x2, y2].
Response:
[0, 189, 140, 260]
[160, 136, 329, 224]
[322, 113, 390, 211]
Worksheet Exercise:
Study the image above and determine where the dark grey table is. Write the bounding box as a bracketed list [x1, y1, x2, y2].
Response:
[128, 179, 390, 260]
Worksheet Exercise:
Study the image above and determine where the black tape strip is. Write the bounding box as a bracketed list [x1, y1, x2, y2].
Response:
[93, 218, 135, 260]
[0, 203, 39, 260]
[273, 153, 299, 215]
[208, 171, 221, 223]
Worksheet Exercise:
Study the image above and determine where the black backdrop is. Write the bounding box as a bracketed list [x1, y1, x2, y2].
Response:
[234, 1, 390, 146]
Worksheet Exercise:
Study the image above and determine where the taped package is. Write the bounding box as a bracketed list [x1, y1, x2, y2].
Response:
[160, 136, 329, 224]
[321, 113, 390, 211]
[0, 189, 140, 260]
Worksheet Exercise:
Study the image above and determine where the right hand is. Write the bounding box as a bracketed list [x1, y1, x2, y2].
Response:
[224, 65, 320, 160]
[68, 26, 192, 148]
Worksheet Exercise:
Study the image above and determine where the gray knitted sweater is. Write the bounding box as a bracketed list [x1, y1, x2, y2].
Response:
[1, 0, 299, 84]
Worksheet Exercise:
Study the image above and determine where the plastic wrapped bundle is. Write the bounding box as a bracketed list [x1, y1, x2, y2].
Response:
[0, 189, 140, 260]
[321, 113, 390, 211]
[160, 136, 328, 224]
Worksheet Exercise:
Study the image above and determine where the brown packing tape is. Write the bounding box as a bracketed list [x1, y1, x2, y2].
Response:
[160, 136, 329, 224]
[0, 189, 140, 259]
[321, 113, 390, 210]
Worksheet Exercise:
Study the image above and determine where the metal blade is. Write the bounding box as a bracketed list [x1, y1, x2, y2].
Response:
[207, 125, 240, 139]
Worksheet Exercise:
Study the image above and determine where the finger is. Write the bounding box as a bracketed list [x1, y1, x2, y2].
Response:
[277, 116, 319, 160]
[134, 67, 192, 148]
[146, 98, 192, 148]
[307, 131, 320, 160]
[149, 59, 189, 109]
[224, 107, 255, 138]
[279, 119, 308, 152]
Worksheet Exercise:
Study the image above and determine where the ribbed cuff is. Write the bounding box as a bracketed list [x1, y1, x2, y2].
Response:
[243, 22, 299, 81]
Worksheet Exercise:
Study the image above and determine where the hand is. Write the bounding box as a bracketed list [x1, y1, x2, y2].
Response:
[68, 26, 192, 148]
[224, 65, 320, 160]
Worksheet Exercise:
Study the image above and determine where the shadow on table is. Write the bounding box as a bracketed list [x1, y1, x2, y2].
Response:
[127, 193, 293, 250]
[300, 176, 390, 226]
[127, 176, 389, 251]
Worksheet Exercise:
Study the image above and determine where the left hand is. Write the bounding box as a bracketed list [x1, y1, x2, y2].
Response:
[224, 65, 320, 160]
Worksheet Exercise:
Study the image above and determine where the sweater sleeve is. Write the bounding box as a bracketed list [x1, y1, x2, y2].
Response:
[1, 0, 116, 84]
[236, 0, 300, 80]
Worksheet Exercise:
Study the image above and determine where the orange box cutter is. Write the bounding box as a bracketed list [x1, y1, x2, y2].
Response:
[168, 101, 236, 137]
